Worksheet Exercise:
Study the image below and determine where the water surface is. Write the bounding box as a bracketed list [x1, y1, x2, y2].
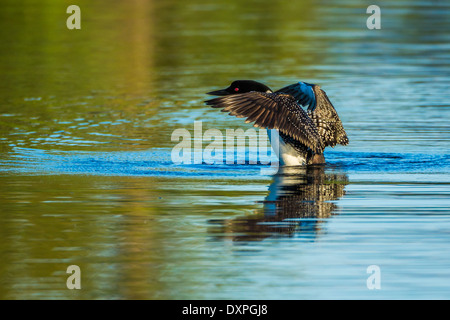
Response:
[0, 0, 449, 299]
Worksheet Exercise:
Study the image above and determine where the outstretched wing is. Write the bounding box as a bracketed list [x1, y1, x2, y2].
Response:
[205, 91, 325, 153]
[277, 82, 349, 147]
[310, 85, 349, 147]
[276, 82, 316, 111]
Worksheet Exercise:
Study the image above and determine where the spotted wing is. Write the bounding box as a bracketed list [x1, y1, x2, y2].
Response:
[205, 92, 324, 153]
[309, 85, 349, 147]
[275, 82, 317, 110]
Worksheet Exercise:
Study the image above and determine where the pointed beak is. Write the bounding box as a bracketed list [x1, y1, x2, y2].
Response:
[207, 89, 230, 96]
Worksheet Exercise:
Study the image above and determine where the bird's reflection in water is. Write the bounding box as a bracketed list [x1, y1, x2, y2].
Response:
[208, 166, 348, 242]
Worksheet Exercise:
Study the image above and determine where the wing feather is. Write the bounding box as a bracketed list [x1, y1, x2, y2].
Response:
[277, 82, 349, 147]
[309, 85, 349, 147]
[206, 91, 324, 153]
[276, 82, 316, 111]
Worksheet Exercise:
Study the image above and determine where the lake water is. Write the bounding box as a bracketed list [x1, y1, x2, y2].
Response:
[0, 0, 449, 300]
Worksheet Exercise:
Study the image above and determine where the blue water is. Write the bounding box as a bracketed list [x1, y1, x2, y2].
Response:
[2, 147, 449, 177]
[1, 146, 449, 300]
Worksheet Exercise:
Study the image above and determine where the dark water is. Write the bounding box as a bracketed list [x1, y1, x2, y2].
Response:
[0, 0, 449, 299]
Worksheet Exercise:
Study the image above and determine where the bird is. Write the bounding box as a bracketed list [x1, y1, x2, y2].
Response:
[205, 80, 349, 166]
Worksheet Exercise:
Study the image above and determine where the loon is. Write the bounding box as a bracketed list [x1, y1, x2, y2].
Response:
[205, 80, 349, 166]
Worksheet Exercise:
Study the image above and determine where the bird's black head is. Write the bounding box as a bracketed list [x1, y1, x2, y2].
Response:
[207, 80, 272, 96]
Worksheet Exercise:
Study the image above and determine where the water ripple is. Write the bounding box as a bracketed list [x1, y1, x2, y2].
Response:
[2, 147, 448, 178]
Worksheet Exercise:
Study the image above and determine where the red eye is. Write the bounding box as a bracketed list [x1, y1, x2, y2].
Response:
[234, 87, 239, 92]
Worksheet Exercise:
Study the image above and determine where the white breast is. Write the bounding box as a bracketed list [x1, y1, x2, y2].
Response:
[267, 129, 307, 166]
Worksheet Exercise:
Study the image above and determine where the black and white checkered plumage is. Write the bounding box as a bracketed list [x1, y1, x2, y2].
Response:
[276, 82, 349, 148]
